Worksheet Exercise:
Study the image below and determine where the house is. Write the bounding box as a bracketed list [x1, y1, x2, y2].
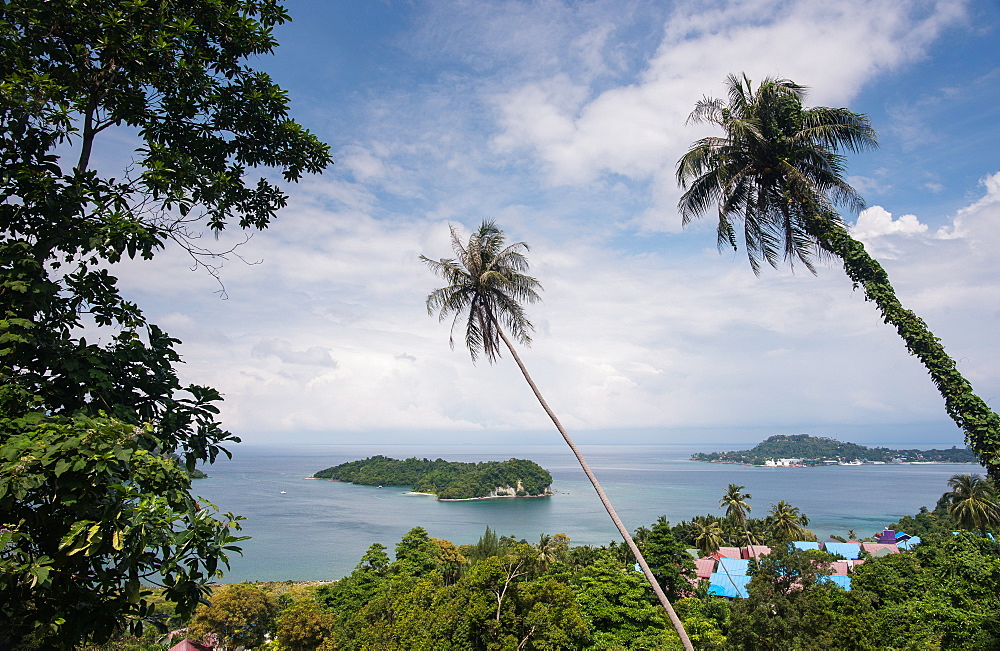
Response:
[823, 541, 862, 560]
[742, 544, 771, 560]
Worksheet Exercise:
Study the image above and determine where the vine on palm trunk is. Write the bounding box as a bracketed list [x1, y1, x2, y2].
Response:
[677, 73, 1000, 477]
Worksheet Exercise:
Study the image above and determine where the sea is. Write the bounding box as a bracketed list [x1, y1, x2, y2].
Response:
[190, 443, 978, 583]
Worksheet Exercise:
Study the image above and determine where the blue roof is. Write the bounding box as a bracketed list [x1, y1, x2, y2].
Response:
[791, 541, 821, 551]
[708, 573, 751, 598]
[717, 558, 750, 575]
[896, 535, 921, 550]
[818, 575, 852, 590]
[823, 542, 861, 559]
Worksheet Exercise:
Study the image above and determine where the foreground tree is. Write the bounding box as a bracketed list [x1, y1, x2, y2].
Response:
[945, 473, 1000, 533]
[0, 0, 331, 646]
[421, 221, 693, 649]
[676, 74, 1000, 477]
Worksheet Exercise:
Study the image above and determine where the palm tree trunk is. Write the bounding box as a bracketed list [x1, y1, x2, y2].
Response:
[804, 209, 1000, 479]
[496, 328, 694, 651]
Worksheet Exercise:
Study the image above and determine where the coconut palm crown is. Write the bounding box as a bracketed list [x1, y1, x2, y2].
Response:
[946, 473, 1000, 534]
[421, 220, 541, 364]
[677, 74, 1000, 477]
[677, 73, 877, 275]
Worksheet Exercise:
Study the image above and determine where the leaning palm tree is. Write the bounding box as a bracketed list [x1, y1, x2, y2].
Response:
[421, 220, 693, 650]
[677, 74, 1000, 479]
[945, 473, 1000, 533]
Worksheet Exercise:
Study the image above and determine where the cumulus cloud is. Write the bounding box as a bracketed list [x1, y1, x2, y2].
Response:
[850, 206, 929, 257]
[491, 0, 968, 227]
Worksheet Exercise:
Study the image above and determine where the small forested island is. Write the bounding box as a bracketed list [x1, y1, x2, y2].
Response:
[692, 434, 978, 466]
[313, 455, 553, 500]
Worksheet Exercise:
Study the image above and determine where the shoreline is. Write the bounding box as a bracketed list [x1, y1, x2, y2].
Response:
[407, 491, 552, 501]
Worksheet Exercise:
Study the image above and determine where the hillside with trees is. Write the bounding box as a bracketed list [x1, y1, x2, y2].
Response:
[313, 456, 553, 500]
[692, 434, 978, 466]
[91, 473, 1000, 650]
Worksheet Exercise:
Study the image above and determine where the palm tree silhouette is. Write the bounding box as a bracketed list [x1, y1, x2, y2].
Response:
[677, 74, 1000, 478]
[421, 220, 693, 649]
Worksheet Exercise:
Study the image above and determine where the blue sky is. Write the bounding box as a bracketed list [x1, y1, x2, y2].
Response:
[111, 0, 1000, 448]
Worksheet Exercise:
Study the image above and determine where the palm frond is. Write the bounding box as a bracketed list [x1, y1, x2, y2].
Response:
[677, 73, 877, 275]
[422, 220, 542, 363]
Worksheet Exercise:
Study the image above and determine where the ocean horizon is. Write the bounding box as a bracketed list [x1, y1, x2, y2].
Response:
[191, 442, 980, 583]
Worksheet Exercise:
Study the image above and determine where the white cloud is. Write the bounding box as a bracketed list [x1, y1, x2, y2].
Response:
[850, 206, 929, 257]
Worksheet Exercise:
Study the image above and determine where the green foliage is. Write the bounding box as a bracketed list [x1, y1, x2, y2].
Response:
[641, 520, 697, 601]
[0, 415, 245, 647]
[673, 598, 728, 650]
[692, 434, 978, 465]
[274, 594, 336, 651]
[944, 473, 1000, 533]
[726, 546, 846, 650]
[575, 553, 679, 649]
[187, 583, 279, 650]
[393, 526, 442, 577]
[313, 455, 553, 499]
[851, 533, 1000, 648]
[0, 0, 330, 646]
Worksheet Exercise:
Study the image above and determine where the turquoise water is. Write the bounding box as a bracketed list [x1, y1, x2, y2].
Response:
[191, 443, 977, 583]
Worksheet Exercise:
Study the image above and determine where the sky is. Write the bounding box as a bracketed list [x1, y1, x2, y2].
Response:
[106, 0, 1000, 448]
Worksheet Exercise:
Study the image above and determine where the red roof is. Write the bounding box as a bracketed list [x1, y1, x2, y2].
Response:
[695, 557, 717, 579]
[742, 545, 771, 560]
[715, 546, 742, 559]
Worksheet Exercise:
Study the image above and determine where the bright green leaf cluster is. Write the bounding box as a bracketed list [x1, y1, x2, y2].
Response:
[0, 414, 247, 646]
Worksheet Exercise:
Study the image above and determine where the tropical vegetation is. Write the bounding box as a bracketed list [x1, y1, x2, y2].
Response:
[86, 475, 1000, 650]
[677, 74, 1000, 478]
[0, 0, 331, 646]
[313, 455, 553, 500]
[421, 221, 693, 648]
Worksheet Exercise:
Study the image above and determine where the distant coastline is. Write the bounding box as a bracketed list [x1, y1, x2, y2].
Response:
[692, 434, 979, 467]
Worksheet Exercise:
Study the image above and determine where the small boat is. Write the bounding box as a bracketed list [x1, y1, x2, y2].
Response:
[279, 491, 287, 494]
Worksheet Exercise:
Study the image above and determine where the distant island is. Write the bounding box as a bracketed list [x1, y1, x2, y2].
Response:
[313, 455, 553, 500]
[692, 434, 979, 466]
